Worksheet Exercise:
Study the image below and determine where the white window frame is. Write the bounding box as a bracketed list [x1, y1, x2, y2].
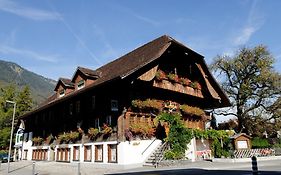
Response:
[59, 89, 65, 97]
[106, 115, 112, 125]
[77, 80, 85, 90]
[95, 118, 100, 129]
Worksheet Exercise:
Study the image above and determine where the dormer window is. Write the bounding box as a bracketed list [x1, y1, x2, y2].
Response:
[59, 89, 65, 97]
[77, 80, 85, 90]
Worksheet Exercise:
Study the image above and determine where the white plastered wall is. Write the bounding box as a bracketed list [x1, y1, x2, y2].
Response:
[185, 137, 196, 162]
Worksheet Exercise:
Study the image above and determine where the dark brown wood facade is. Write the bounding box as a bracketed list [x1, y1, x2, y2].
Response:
[20, 35, 230, 143]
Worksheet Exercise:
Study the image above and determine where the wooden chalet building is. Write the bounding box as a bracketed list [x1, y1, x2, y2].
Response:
[15, 35, 230, 167]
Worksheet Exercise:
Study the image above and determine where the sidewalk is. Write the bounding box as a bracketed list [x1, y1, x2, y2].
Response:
[0, 161, 121, 175]
[1, 157, 280, 175]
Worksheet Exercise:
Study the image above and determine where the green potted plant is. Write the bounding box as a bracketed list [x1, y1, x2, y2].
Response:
[189, 82, 197, 89]
[180, 104, 205, 117]
[69, 131, 80, 143]
[102, 124, 112, 135]
[45, 135, 54, 145]
[190, 81, 202, 90]
[57, 132, 70, 144]
[167, 73, 179, 83]
[179, 77, 191, 86]
[130, 121, 156, 139]
[194, 81, 202, 90]
[155, 70, 167, 81]
[132, 99, 163, 112]
[32, 136, 44, 146]
[88, 128, 99, 140]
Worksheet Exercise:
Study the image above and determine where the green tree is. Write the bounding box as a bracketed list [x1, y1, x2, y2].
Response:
[16, 86, 33, 117]
[0, 85, 16, 128]
[0, 127, 11, 150]
[211, 45, 281, 134]
[0, 85, 33, 149]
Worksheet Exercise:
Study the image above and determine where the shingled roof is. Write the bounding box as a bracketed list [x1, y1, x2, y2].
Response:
[21, 35, 230, 119]
[92, 35, 203, 85]
[54, 78, 74, 91]
[72, 66, 100, 81]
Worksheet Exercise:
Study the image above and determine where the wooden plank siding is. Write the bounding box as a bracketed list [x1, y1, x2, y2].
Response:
[122, 112, 207, 132]
[153, 80, 204, 98]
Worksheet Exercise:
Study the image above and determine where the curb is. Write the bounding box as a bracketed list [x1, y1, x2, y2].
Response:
[212, 155, 281, 163]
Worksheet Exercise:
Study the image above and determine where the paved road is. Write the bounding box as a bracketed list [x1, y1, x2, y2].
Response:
[107, 160, 281, 175]
[108, 169, 281, 175]
[0, 159, 280, 175]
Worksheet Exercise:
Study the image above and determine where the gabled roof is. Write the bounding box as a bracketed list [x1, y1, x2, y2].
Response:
[54, 78, 74, 91]
[21, 35, 230, 119]
[71, 67, 100, 81]
[93, 35, 203, 84]
[230, 133, 252, 139]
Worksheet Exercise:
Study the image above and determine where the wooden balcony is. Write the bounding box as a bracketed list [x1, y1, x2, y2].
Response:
[153, 80, 203, 98]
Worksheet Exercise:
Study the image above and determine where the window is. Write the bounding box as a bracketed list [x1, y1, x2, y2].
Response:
[23, 150, 28, 160]
[69, 103, 73, 115]
[28, 132, 33, 141]
[56, 148, 70, 162]
[106, 115, 111, 125]
[108, 144, 117, 163]
[94, 118, 100, 129]
[84, 145, 92, 162]
[77, 80, 85, 90]
[92, 96, 96, 110]
[16, 135, 19, 143]
[73, 146, 80, 161]
[111, 100, 118, 111]
[32, 149, 48, 161]
[24, 133, 28, 142]
[95, 145, 103, 162]
[237, 140, 248, 149]
[59, 89, 65, 97]
[76, 101, 80, 114]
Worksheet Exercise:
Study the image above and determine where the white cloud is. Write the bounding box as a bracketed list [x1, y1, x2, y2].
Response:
[0, 45, 59, 63]
[234, 26, 256, 46]
[233, 0, 265, 46]
[109, 3, 159, 26]
[133, 14, 159, 26]
[0, 0, 61, 21]
[92, 25, 121, 60]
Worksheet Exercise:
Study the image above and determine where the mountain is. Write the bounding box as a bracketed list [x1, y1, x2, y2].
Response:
[0, 60, 56, 105]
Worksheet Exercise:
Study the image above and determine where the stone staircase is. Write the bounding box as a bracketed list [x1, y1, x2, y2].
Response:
[143, 142, 169, 167]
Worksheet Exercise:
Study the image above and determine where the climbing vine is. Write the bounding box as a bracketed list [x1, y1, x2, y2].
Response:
[192, 129, 233, 158]
[157, 112, 234, 159]
[157, 112, 193, 159]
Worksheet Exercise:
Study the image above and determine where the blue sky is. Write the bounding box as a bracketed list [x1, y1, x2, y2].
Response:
[0, 0, 280, 80]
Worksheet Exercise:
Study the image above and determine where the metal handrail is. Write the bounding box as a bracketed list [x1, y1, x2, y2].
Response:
[155, 142, 169, 168]
[142, 138, 157, 155]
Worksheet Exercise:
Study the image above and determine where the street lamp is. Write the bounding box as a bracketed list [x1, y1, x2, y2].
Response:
[6, 100, 16, 173]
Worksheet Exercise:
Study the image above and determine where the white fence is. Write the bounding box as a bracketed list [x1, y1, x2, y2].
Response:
[234, 148, 275, 158]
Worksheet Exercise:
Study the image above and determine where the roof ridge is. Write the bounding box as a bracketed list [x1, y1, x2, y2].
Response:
[96, 35, 172, 74]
